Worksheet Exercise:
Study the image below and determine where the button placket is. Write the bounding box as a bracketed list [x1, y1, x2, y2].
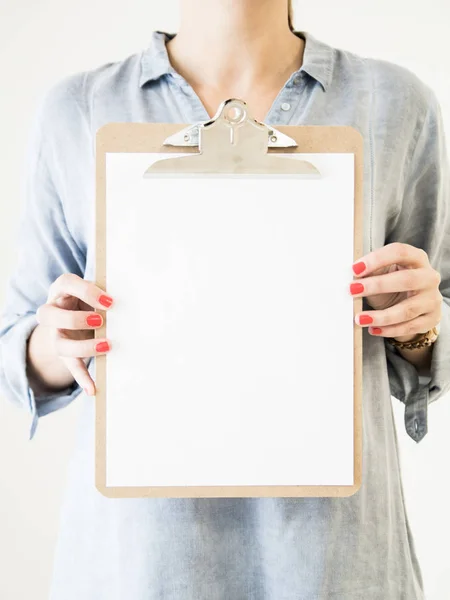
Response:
[265, 71, 306, 126]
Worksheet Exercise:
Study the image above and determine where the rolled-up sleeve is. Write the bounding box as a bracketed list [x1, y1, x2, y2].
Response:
[384, 87, 450, 442]
[0, 83, 87, 440]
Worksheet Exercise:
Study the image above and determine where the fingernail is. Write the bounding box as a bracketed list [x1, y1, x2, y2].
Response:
[359, 315, 373, 325]
[352, 261, 366, 275]
[86, 314, 102, 327]
[350, 282, 364, 295]
[83, 387, 91, 396]
[95, 341, 111, 353]
[99, 294, 113, 308]
[371, 327, 382, 335]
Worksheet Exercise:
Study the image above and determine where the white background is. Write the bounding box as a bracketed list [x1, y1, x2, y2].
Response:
[0, 1, 449, 598]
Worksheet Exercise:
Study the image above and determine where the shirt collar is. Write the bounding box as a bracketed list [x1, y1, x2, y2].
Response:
[139, 30, 335, 92]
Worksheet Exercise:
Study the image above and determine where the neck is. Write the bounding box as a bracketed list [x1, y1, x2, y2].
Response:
[166, 0, 303, 89]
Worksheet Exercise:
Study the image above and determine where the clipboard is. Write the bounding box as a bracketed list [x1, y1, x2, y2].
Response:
[95, 99, 363, 499]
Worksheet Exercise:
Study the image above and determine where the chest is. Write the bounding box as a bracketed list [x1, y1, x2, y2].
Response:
[76, 75, 387, 281]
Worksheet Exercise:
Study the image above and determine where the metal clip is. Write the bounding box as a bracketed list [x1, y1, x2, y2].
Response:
[145, 98, 319, 176]
[163, 99, 298, 148]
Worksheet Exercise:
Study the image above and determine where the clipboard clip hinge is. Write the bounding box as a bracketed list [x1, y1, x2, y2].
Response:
[163, 99, 297, 149]
[145, 99, 320, 176]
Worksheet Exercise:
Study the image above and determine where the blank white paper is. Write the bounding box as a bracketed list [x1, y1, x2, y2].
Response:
[104, 152, 355, 488]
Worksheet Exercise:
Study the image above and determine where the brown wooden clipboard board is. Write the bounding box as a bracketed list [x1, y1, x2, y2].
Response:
[95, 99, 363, 499]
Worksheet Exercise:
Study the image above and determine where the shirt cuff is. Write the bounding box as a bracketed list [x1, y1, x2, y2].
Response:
[385, 300, 450, 443]
[428, 301, 450, 404]
[0, 313, 82, 440]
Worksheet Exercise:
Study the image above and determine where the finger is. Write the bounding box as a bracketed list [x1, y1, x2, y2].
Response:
[367, 310, 439, 338]
[48, 273, 114, 310]
[352, 242, 429, 277]
[55, 334, 112, 359]
[36, 304, 103, 330]
[63, 357, 96, 395]
[355, 291, 440, 327]
[349, 267, 436, 297]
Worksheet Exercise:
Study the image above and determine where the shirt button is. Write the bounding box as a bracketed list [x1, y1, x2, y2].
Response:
[281, 102, 291, 111]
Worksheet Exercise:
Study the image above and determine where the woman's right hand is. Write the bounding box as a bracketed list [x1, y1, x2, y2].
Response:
[34, 273, 114, 396]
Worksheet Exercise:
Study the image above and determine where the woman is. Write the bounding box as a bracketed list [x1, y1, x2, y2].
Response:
[1, 0, 449, 598]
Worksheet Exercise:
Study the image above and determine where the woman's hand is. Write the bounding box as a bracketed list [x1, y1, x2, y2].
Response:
[350, 242, 442, 342]
[34, 273, 114, 395]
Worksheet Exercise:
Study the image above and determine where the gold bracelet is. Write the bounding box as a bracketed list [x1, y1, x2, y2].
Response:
[386, 326, 439, 350]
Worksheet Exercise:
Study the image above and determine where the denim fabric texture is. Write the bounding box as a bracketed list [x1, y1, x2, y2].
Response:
[1, 29, 449, 600]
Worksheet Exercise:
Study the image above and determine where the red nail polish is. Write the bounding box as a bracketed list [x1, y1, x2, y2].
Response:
[359, 315, 373, 325]
[96, 341, 110, 353]
[352, 261, 366, 275]
[350, 282, 364, 295]
[371, 327, 382, 334]
[86, 314, 102, 327]
[99, 294, 113, 308]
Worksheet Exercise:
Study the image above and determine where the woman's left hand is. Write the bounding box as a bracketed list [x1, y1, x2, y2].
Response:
[350, 242, 442, 342]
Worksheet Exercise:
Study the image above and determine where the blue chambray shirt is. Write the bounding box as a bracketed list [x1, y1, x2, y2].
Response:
[1, 30, 449, 600]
